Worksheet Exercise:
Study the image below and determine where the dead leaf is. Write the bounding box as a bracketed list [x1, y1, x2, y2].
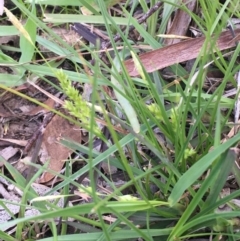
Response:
[27, 98, 55, 116]
[0, 35, 18, 45]
[38, 113, 82, 183]
[0, 94, 54, 119]
[101, 162, 117, 175]
[0, 146, 19, 166]
[0, 104, 14, 118]
[124, 29, 240, 77]
[42, 27, 81, 47]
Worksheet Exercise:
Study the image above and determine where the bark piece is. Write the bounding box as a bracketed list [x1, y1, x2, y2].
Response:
[124, 29, 240, 77]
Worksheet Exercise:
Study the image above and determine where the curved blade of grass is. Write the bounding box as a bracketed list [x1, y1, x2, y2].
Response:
[210, 0, 231, 34]
[19, 6, 36, 64]
[160, 0, 178, 33]
[25, 0, 100, 14]
[44, 14, 131, 25]
[195, 189, 240, 219]
[36, 36, 82, 64]
[25, 0, 83, 5]
[0, 199, 168, 231]
[0, 74, 25, 86]
[111, 50, 140, 133]
[180, 211, 240, 237]
[25, 64, 107, 84]
[168, 132, 240, 206]
[36, 228, 172, 241]
[0, 231, 16, 241]
[0, 26, 19, 36]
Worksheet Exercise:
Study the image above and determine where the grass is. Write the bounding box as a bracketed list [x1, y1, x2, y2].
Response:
[1, 0, 240, 240]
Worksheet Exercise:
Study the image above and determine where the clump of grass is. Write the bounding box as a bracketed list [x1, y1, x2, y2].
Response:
[1, 0, 240, 240]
